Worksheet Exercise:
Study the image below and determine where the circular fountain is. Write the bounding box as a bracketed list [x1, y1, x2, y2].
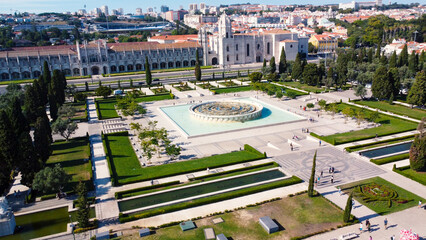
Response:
[189, 100, 263, 122]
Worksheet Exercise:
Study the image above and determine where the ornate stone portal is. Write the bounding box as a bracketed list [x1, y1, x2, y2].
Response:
[190, 100, 263, 122]
[0, 197, 15, 237]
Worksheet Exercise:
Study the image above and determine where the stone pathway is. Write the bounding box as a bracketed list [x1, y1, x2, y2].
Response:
[87, 97, 120, 224]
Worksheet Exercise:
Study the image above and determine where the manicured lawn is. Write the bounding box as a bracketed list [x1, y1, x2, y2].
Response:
[218, 80, 238, 87]
[394, 166, 426, 186]
[345, 135, 415, 152]
[370, 153, 409, 165]
[280, 81, 326, 93]
[46, 136, 92, 193]
[151, 87, 170, 94]
[354, 100, 426, 120]
[340, 177, 424, 215]
[96, 94, 173, 120]
[172, 84, 194, 91]
[196, 82, 215, 89]
[119, 193, 344, 240]
[314, 103, 417, 145]
[103, 132, 265, 186]
[212, 85, 253, 94]
[96, 98, 120, 120]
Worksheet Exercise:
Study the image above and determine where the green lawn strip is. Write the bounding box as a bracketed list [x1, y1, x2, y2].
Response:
[95, 98, 120, 120]
[0, 79, 35, 85]
[103, 132, 266, 186]
[135, 93, 173, 103]
[279, 81, 326, 93]
[129, 193, 346, 240]
[345, 135, 415, 152]
[354, 100, 426, 120]
[370, 153, 409, 165]
[394, 166, 426, 186]
[311, 103, 417, 145]
[211, 85, 253, 94]
[43, 136, 92, 198]
[107, 66, 213, 77]
[119, 176, 302, 223]
[66, 75, 91, 80]
[116, 162, 278, 199]
[340, 177, 424, 215]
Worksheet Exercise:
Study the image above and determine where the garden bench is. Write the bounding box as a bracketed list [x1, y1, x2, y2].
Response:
[339, 232, 358, 240]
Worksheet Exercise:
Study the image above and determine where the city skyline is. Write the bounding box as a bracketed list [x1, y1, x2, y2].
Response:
[0, 0, 420, 14]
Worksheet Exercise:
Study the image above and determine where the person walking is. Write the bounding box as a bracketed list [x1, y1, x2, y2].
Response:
[419, 200, 422, 208]
[384, 218, 388, 230]
[370, 236, 372, 240]
[317, 176, 321, 184]
[338, 187, 341, 195]
[331, 175, 334, 183]
[359, 222, 363, 233]
[319, 140, 322, 146]
[320, 171, 323, 177]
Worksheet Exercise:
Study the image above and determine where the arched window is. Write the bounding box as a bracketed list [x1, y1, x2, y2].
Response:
[226, 32, 228, 38]
[236, 44, 239, 51]
[110, 66, 117, 72]
[226, 46, 229, 52]
[236, 55, 239, 61]
[267, 42, 270, 55]
[227, 55, 229, 62]
[247, 44, 250, 57]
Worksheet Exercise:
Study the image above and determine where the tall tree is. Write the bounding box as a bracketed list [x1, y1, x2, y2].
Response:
[389, 51, 397, 68]
[75, 181, 90, 228]
[367, 48, 373, 63]
[398, 44, 409, 67]
[407, 71, 426, 107]
[145, 56, 152, 86]
[32, 164, 71, 194]
[23, 84, 43, 124]
[34, 116, 52, 163]
[18, 131, 40, 187]
[52, 118, 78, 141]
[0, 110, 18, 193]
[291, 53, 303, 80]
[372, 66, 393, 100]
[263, 58, 267, 68]
[308, 151, 317, 197]
[409, 118, 425, 171]
[41, 61, 51, 103]
[302, 63, 319, 86]
[343, 192, 354, 223]
[278, 47, 287, 74]
[269, 56, 276, 73]
[194, 50, 201, 82]
[375, 44, 381, 59]
[408, 51, 418, 73]
[336, 52, 348, 87]
[9, 97, 29, 136]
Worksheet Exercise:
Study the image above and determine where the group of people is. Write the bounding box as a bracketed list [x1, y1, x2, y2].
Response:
[358, 218, 395, 240]
[301, 128, 310, 133]
[314, 168, 335, 186]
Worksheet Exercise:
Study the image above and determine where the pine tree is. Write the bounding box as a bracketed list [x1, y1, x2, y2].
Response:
[18, 131, 40, 187]
[408, 51, 417, 73]
[24, 85, 42, 124]
[194, 50, 201, 82]
[9, 97, 29, 136]
[145, 56, 152, 86]
[34, 116, 52, 163]
[49, 94, 58, 121]
[0, 110, 18, 193]
[279, 47, 287, 74]
[343, 192, 353, 223]
[407, 71, 426, 107]
[375, 44, 381, 59]
[269, 56, 276, 73]
[292, 53, 303, 80]
[76, 181, 90, 228]
[367, 48, 373, 63]
[399, 44, 409, 66]
[263, 58, 267, 68]
[308, 151, 317, 197]
[389, 51, 397, 68]
[372, 66, 393, 100]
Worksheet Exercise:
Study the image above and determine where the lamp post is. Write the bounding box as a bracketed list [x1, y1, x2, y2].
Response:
[69, 214, 76, 240]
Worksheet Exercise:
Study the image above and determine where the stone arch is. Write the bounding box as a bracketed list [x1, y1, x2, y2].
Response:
[22, 71, 31, 79]
[127, 65, 134, 71]
[135, 64, 142, 70]
[119, 65, 125, 72]
[152, 63, 158, 69]
[73, 68, 80, 75]
[33, 71, 41, 78]
[11, 72, 20, 79]
[160, 62, 166, 69]
[83, 68, 88, 76]
[103, 66, 108, 74]
[183, 61, 189, 67]
[110, 66, 117, 73]
[175, 61, 181, 68]
[168, 62, 174, 68]
[190, 60, 196, 66]
[1, 73, 10, 80]
[212, 57, 218, 65]
[91, 66, 100, 75]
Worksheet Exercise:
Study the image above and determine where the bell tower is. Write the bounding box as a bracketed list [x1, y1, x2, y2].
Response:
[198, 26, 209, 66]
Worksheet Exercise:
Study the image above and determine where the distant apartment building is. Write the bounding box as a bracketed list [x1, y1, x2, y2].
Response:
[135, 8, 143, 16]
[383, 39, 426, 56]
[165, 11, 180, 21]
[339, 0, 383, 10]
[184, 14, 218, 28]
[309, 35, 338, 53]
[100, 5, 109, 16]
[161, 6, 170, 13]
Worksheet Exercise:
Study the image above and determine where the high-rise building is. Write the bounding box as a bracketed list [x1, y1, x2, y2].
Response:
[147, 7, 154, 13]
[100, 5, 109, 16]
[161, 5, 169, 13]
[189, 4, 198, 11]
[93, 8, 102, 16]
[200, 3, 206, 10]
[136, 8, 143, 15]
[77, 9, 86, 15]
[118, 8, 124, 15]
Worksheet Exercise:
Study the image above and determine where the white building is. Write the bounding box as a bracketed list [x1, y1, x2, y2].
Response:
[199, 14, 308, 67]
[100, 5, 109, 16]
[136, 8, 143, 16]
[339, 0, 383, 10]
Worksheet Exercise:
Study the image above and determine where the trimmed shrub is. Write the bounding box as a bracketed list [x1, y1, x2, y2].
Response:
[115, 181, 181, 199]
[371, 153, 410, 165]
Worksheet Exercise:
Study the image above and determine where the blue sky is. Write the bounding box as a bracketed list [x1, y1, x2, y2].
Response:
[0, 0, 420, 14]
